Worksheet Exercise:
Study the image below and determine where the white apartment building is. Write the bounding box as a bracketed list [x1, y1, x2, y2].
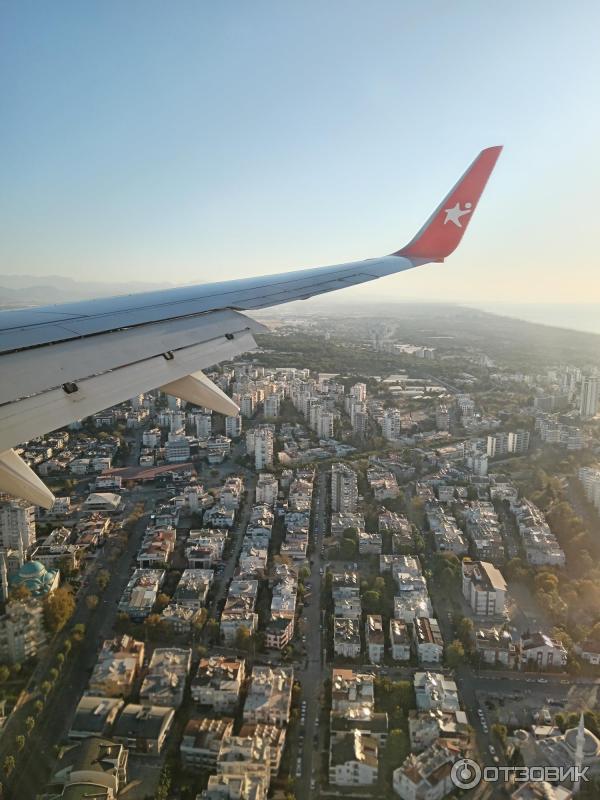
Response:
[166, 434, 191, 463]
[195, 413, 212, 439]
[393, 741, 458, 800]
[382, 409, 403, 441]
[255, 473, 278, 507]
[334, 618, 361, 658]
[316, 410, 335, 439]
[414, 672, 459, 712]
[142, 428, 161, 447]
[390, 620, 411, 661]
[580, 375, 599, 418]
[329, 731, 378, 787]
[413, 617, 444, 663]
[365, 615, 385, 663]
[331, 463, 358, 513]
[263, 394, 280, 418]
[520, 631, 568, 671]
[579, 466, 600, 511]
[0, 600, 47, 664]
[191, 656, 245, 712]
[242, 666, 293, 727]
[508, 430, 530, 453]
[0, 499, 36, 554]
[254, 428, 274, 471]
[462, 560, 507, 617]
[225, 414, 243, 439]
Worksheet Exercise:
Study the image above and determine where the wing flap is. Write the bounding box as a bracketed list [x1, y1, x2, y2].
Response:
[0, 449, 55, 508]
[161, 371, 240, 417]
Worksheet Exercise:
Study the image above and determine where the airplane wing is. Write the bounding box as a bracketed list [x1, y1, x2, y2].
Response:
[0, 145, 502, 506]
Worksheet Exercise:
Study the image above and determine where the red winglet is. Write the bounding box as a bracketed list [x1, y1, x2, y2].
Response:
[394, 145, 502, 261]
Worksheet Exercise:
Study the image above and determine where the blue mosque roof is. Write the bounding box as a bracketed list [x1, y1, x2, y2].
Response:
[9, 560, 59, 597]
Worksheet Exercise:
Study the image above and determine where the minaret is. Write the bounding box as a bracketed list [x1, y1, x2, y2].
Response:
[573, 712, 585, 794]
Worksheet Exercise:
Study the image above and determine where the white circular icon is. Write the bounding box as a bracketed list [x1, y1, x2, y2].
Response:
[451, 758, 482, 789]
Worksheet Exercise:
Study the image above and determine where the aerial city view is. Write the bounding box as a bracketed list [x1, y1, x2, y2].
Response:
[2, 2, 600, 800]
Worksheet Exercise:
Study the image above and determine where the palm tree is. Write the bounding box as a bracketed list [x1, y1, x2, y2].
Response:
[15, 736, 24, 752]
[25, 717, 35, 735]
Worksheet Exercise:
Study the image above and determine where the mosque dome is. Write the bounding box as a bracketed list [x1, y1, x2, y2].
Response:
[9, 560, 59, 597]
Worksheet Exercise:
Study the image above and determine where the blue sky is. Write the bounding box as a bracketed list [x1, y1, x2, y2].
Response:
[1, 1, 599, 302]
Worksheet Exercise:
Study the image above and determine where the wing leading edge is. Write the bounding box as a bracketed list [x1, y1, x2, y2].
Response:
[0, 146, 502, 507]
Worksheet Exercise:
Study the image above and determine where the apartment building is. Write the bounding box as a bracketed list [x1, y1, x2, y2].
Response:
[140, 648, 192, 708]
[393, 741, 460, 800]
[180, 717, 234, 771]
[88, 635, 145, 698]
[413, 617, 444, 663]
[462, 560, 507, 617]
[329, 731, 378, 787]
[365, 615, 385, 663]
[191, 656, 245, 713]
[0, 600, 47, 664]
[520, 631, 568, 671]
[390, 620, 411, 661]
[243, 666, 293, 727]
[331, 463, 359, 513]
[118, 569, 165, 620]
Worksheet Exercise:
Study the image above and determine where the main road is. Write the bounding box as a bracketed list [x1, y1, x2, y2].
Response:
[295, 467, 328, 799]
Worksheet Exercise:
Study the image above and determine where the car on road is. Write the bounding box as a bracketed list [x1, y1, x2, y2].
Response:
[538, 678, 548, 684]
[489, 745, 496, 755]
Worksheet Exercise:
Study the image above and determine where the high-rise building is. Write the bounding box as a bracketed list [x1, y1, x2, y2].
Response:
[580, 376, 599, 419]
[263, 394, 280, 419]
[195, 414, 212, 440]
[507, 430, 530, 454]
[0, 600, 47, 664]
[579, 466, 600, 511]
[331, 463, 358, 513]
[225, 415, 243, 439]
[352, 411, 369, 438]
[486, 432, 509, 458]
[0, 500, 36, 555]
[316, 410, 335, 439]
[255, 429, 274, 471]
[350, 383, 367, 403]
[382, 410, 403, 441]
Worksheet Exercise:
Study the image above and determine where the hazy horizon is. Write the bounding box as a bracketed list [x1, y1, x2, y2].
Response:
[2, 271, 600, 336]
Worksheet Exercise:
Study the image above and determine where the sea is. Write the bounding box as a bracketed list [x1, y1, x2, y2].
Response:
[468, 303, 600, 336]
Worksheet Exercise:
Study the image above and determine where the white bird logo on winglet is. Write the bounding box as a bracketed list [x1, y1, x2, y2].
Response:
[444, 202, 472, 227]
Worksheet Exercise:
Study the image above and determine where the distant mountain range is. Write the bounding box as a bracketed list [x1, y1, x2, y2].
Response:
[0, 274, 174, 308]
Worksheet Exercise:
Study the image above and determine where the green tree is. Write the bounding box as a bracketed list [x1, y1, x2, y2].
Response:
[33, 700, 44, 714]
[0, 667, 10, 684]
[446, 639, 466, 668]
[25, 717, 35, 735]
[2, 757, 15, 778]
[86, 594, 99, 611]
[340, 537, 356, 560]
[235, 626, 252, 652]
[492, 723, 508, 746]
[96, 570, 110, 592]
[43, 587, 75, 633]
[71, 623, 86, 643]
[15, 736, 24, 752]
[40, 681, 52, 698]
